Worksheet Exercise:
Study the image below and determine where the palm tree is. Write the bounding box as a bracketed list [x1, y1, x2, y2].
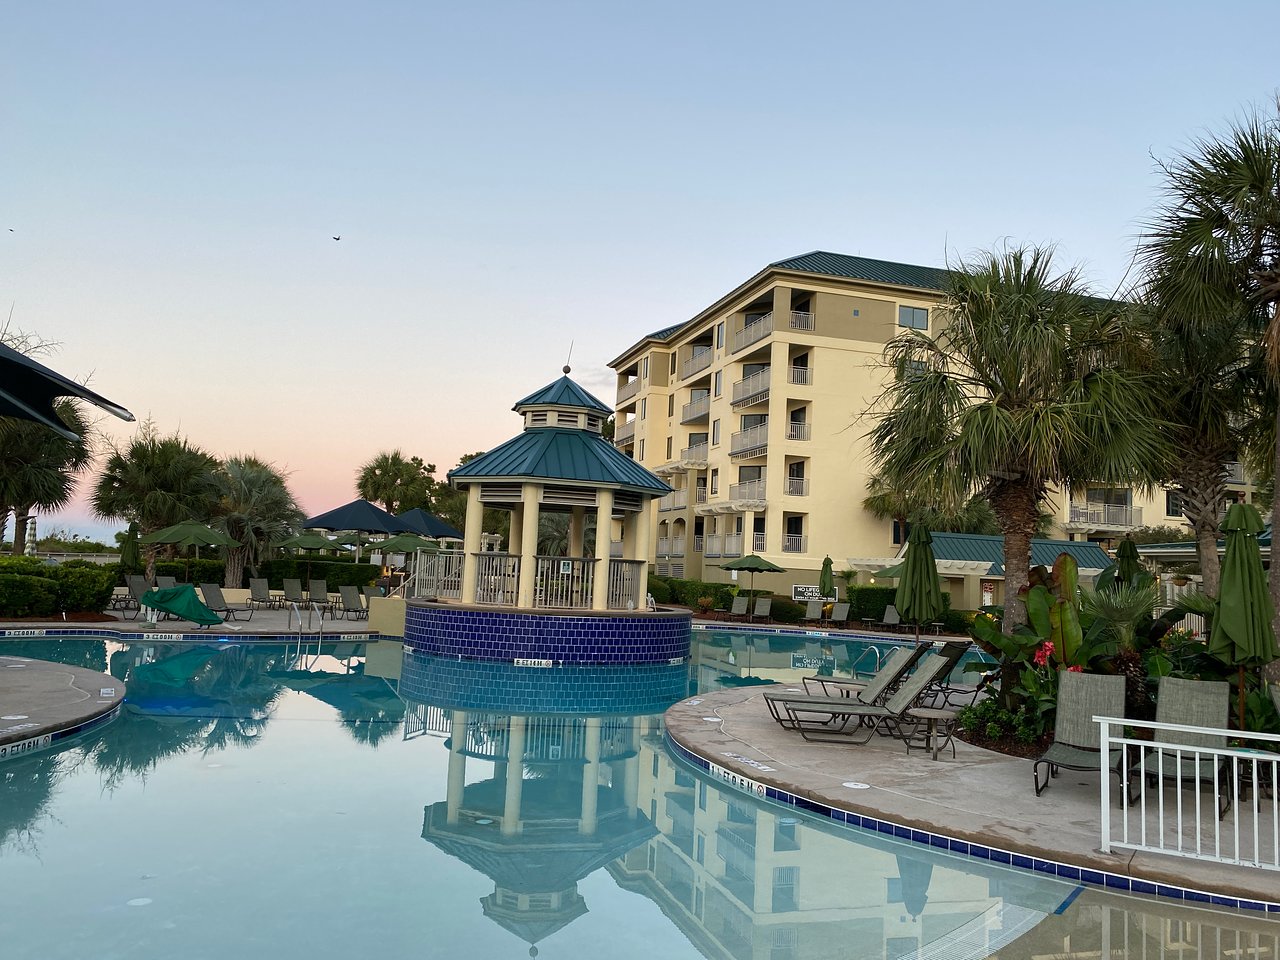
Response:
[211, 456, 304, 588]
[355, 450, 437, 515]
[862, 472, 1053, 538]
[0, 399, 93, 555]
[869, 245, 1168, 634]
[1142, 108, 1280, 632]
[91, 421, 219, 579]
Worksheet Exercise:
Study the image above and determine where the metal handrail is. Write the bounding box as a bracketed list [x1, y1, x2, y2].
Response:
[849, 645, 883, 678]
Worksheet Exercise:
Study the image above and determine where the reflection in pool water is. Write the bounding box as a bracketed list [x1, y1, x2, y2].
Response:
[0, 637, 1276, 959]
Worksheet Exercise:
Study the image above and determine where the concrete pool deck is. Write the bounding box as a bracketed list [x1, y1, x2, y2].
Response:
[0, 655, 124, 759]
[664, 684, 1280, 909]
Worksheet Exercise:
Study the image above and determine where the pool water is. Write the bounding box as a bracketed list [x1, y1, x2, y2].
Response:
[1, 637, 1276, 960]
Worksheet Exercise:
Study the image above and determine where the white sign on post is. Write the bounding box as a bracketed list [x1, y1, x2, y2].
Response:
[791, 585, 837, 602]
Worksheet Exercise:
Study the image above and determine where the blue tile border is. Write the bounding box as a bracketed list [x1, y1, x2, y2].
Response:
[1, 630, 379, 643]
[663, 729, 1279, 914]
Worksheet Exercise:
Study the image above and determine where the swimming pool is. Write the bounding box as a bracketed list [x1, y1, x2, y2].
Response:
[1, 637, 1274, 959]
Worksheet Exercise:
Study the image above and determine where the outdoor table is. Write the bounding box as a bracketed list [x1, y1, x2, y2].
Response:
[905, 707, 959, 761]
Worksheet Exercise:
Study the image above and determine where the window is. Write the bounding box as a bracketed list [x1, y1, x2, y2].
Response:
[665, 436, 672, 459]
[716, 322, 725, 349]
[898, 305, 929, 329]
[642, 356, 649, 378]
[695, 833, 705, 865]
[669, 352, 676, 374]
[638, 439, 644, 460]
[710, 469, 719, 495]
[892, 519, 911, 545]
[1166, 491, 1184, 517]
[640, 398, 646, 420]
[667, 394, 674, 417]
[712, 419, 721, 445]
[713, 370, 722, 396]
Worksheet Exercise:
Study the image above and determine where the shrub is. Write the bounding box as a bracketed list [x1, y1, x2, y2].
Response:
[767, 597, 805, 624]
[647, 576, 672, 604]
[50, 565, 115, 612]
[258, 559, 379, 589]
[155, 559, 227, 585]
[662, 578, 734, 611]
[847, 585, 897, 623]
[0, 574, 58, 617]
[695, 596, 715, 614]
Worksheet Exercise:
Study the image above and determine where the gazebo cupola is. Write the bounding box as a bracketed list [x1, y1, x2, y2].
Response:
[446, 367, 671, 613]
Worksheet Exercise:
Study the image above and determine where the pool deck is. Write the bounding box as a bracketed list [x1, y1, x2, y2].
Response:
[665, 684, 1280, 909]
[0, 655, 124, 757]
[0, 606, 380, 638]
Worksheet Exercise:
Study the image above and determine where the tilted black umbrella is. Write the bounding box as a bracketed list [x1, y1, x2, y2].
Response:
[304, 499, 413, 535]
[397, 508, 464, 540]
[0, 341, 134, 440]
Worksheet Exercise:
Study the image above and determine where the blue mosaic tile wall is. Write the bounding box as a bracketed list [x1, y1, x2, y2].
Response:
[400, 651, 691, 714]
[403, 603, 692, 664]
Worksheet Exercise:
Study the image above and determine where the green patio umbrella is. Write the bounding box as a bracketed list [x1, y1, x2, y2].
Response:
[140, 520, 240, 581]
[1208, 503, 1279, 730]
[721, 554, 785, 620]
[1115, 536, 1141, 585]
[894, 524, 945, 642]
[276, 532, 345, 583]
[364, 533, 438, 555]
[818, 555, 836, 600]
[119, 521, 141, 574]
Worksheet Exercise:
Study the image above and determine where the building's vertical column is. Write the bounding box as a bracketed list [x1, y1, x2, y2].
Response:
[460, 485, 484, 603]
[502, 715, 526, 836]
[579, 716, 602, 835]
[507, 503, 523, 555]
[743, 509, 757, 554]
[569, 506, 586, 557]
[764, 312, 792, 555]
[516, 483, 541, 607]
[591, 489, 615, 610]
[621, 510, 639, 560]
[622, 716, 641, 819]
[446, 709, 468, 824]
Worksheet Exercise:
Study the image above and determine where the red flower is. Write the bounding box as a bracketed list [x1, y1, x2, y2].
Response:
[1033, 641, 1055, 667]
[1066, 665, 1083, 673]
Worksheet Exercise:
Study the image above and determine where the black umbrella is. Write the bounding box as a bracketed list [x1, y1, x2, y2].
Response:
[0, 341, 134, 440]
[397, 507, 464, 540]
[304, 499, 414, 535]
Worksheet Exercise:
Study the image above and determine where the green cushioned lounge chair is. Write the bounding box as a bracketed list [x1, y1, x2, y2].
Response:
[1033, 671, 1126, 797]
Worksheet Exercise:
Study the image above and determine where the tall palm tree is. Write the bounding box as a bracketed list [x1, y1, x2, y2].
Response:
[869, 245, 1168, 635]
[0, 399, 93, 555]
[1142, 108, 1280, 632]
[355, 450, 437, 514]
[861, 472, 1054, 538]
[211, 456, 304, 588]
[91, 422, 219, 579]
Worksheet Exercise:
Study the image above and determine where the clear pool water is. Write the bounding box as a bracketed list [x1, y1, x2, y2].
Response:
[1, 636, 1276, 960]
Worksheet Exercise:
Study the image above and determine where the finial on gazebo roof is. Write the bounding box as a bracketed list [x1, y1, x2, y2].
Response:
[562, 364, 571, 374]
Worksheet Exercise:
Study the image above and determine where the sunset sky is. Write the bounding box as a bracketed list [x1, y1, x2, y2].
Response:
[3, 1, 1275, 540]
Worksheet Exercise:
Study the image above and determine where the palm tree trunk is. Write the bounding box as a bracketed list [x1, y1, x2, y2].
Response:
[144, 546, 158, 583]
[989, 480, 1039, 709]
[224, 547, 248, 590]
[1269, 397, 1280, 683]
[10, 510, 29, 556]
[1178, 455, 1227, 598]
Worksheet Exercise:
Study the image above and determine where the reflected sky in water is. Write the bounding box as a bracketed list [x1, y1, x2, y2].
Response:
[0, 638, 1276, 960]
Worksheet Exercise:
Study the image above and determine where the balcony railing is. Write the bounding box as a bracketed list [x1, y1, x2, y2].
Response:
[788, 311, 815, 331]
[786, 422, 810, 441]
[610, 539, 624, 558]
[722, 534, 743, 557]
[731, 369, 771, 407]
[614, 420, 635, 445]
[681, 349, 713, 380]
[412, 549, 464, 600]
[617, 379, 641, 403]
[1069, 502, 1142, 528]
[658, 490, 688, 511]
[788, 365, 812, 386]
[656, 537, 671, 556]
[752, 532, 766, 552]
[785, 477, 809, 496]
[693, 535, 704, 553]
[704, 535, 721, 558]
[732, 313, 773, 353]
[681, 395, 711, 423]
[729, 479, 767, 501]
[680, 442, 709, 462]
[782, 535, 807, 553]
[1225, 461, 1246, 484]
[730, 423, 769, 458]
[533, 556, 595, 609]
[670, 538, 686, 558]
[475, 553, 520, 606]
[694, 487, 708, 504]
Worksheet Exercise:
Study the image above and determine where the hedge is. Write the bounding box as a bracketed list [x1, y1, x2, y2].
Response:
[0, 558, 115, 615]
[258, 559, 379, 589]
[647, 576, 672, 604]
[847, 585, 897, 622]
[154, 559, 228, 585]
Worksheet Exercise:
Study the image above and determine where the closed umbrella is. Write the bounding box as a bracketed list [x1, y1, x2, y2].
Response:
[895, 524, 945, 642]
[721, 554, 785, 621]
[119, 521, 141, 574]
[1208, 503, 1279, 730]
[818, 555, 836, 600]
[140, 521, 240, 582]
[1115, 536, 1141, 585]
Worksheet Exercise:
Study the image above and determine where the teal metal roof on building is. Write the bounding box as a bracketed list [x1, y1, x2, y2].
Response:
[645, 322, 684, 342]
[924, 532, 1113, 576]
[449, 428, 671, 494]
[770, 251, 948, 291]
[512, 375, 612, 415]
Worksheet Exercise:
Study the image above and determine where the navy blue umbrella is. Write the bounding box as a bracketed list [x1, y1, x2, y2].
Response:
[397, 507, 463, 540]
[304, 499, 413, 535]
[0, 341, 134, 440]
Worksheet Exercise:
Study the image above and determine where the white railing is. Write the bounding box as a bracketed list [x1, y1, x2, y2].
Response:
[733, 314, 773, 353]
[670, 538, 686, 557]
[786, 422, 810, 441]
[614, 420, 635, 444]
[474, 553, 519, 606]
[730, 423, 769, 457]
[1100, 717, 1280, 871]
[788, 365, 812, 385]
[534, 556, 594, 609]
[414, 549, 464, 600]
[789, 311, 815, 331]
[608, 559, 645, 610]
[729, 479, 767, 501]
[681, 395, 710, 422]
[658, 490, 687, 511]
[693, 535, 704, 553]
[731, 369, 771, 406]
[704, 534, 721, 558]
[782, 535, 807, 553]
[722, 534, 743, 557]
[785, 477, 809, 496]
[681, 442, 709, 462]
[752, 532, 766, 552]
[1069, 502, 1142, 528]
[681, 349, 713, 379]
[694, 487, 708, 503]
[656, 537, 671, 555]
[1225, 461, 1247, 483]
[617, 379, 641, 403]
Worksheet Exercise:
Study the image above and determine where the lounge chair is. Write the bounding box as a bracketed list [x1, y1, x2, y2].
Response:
[724, 596, 749, 621]
[1141, 676, 1232, 817]
[823, 602, 851, 627]
[199, 583, 253, 621]
[248, 578, 281, 610]
[122, 574, 155, 620]
[309, 579, 335, 617]
[1033, 671, 1127, 797]
[921, 640, 975, 707]
[939, 661, 1001, 708]
[796, 641, 927, 704]
[768, 652, 954, 744]
[156, 575, 177, 589]
[802, 600, 824, 625]
[750, 598, 772, 622]
[282, 578, 307, 606]
[873, 604, 902, 632]
[361, 585, 382, 602]
[338, 585, 368, 620]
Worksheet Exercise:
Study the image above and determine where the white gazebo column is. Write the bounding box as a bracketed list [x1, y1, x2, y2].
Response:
[591, 489, 615, 610]
[621, 511, 639, 559]
[634, 502, 652, 587]
[460, 485, 485, 603]
[446, 709, 468, 824]
[569, 506, 586, 557]
[622, 716, 641, 819]
[516, 483, 541, 608]
[579, 716, 602, 835]
[507, 503, 523, 556]
[502, 715, 527, 836]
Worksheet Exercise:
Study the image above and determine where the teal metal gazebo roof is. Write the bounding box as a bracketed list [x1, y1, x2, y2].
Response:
[922, 532, 1113, 576]
[513, 375, 612, 415]
[449, 428, 671, 495]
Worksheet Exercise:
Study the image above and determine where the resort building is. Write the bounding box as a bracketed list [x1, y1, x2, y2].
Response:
[608, 251, 1257, 595]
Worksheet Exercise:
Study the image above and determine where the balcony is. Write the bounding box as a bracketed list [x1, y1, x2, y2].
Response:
[1068, 502, 1143, 529]
[694, 487, 708, 504]
[680, 442, 709, 462]
[722, 534, 743, 557]
[610, 539, 624, 558]
[752, 532, 766, 552]
[732, 313, 773, 353]
[730, 423, 769, 459]
[731, 369, 771, 407]
[614, 420, 635, 445]
[729, 479, 767, 502]
[681, 349, 713, 380]
[788, 365, 812, 386]
[658, 490, 688, 512]
[670, 538, 686, 557]
[680, 395, 710, 423]
[788, 311, 816, 331]
[785, 477, 809, 496]
[786, 422, 810, 441]
[656, 537, 671, 556]
[782, 535, 808, 553]
[617, 379, 641, 403]
[693, 535, 704, 553]
[704, 534, 722, 558]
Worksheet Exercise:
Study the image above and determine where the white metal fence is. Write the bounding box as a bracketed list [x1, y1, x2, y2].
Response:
[475, 553, 520, 606]
[534, 556, 594, 609]
[1100, 717, 1280, 871]
[608, 559, 644, 609]
[412, 550, 464, 600]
